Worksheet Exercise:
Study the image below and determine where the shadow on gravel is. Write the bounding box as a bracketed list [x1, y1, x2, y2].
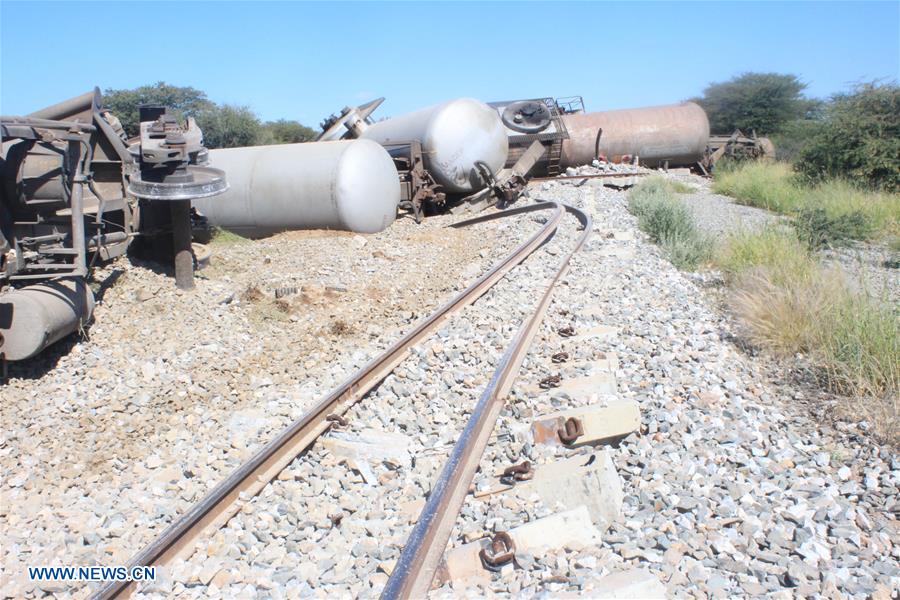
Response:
[2, 268, 126, 383]
[3, 335, 81, 382]
[92, 268, 126, 304]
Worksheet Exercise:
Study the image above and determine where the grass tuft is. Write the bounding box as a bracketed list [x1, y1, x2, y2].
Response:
[628, 178, 712, 270]
[716, 226, 813, 284]
[719, 228, 898, 437]
[668, 180, 697, 194]
[210, 227, 248, 245]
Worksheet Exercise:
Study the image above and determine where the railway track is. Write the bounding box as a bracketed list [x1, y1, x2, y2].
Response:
[95, 200, 590, 599]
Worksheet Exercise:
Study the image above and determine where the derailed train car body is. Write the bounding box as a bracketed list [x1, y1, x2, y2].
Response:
[1, 90, 133, 361]
[316, 97, 510, 220]
[1, 90, 225, 362]
[491, 97, 712, 174]
[560, 102, 710, 169]
[195, 140, 401, 238]
[2, 87, 714, 364]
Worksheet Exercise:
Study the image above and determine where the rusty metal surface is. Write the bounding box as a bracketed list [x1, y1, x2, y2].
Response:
[479, 531, 516, 570]
[381, 202, 592, 600]
[560, 102, 709, 168]
[530, 171, 650, 182]
[704, 129, 776, 170]
[93, 202, 565, 600]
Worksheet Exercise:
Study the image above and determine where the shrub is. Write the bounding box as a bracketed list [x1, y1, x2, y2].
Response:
[795, 82, 900, 191]
[628, 182, 696, 244]
[795, 207, 873, 249]
[770, 118, 825, 162]
[660, 230, 713, 270]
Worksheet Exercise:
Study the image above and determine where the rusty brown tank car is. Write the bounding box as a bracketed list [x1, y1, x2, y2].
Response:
[560, 102, 710, 168]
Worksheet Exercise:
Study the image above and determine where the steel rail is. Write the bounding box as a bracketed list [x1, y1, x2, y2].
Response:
[94, 202, 564, 600]
[381, 203, 592, 599]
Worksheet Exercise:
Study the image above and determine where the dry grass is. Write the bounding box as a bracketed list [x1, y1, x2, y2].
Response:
[241, 285, 264, 303]
[729, 268, 829, 356]
[712, 161, 900, 246]
[720, 229, 899, 442]
[329, 319, 353, 336]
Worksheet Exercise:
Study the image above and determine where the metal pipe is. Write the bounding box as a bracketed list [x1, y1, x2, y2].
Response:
[27, 90, 95, 121]
[0, 116, 97, 132]
[68, 143, 88, 278]
[170, 200, 194, 290]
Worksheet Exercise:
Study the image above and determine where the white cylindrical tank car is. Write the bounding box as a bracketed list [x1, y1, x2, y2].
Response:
[194, 139, 401, 237]
[360, 98, 509, 194]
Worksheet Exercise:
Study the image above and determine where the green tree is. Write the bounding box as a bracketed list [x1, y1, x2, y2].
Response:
[795, 82, 900, 191]
[101, 83, 316, 149]
[102, 82, 214, 137]
[696, 73, 810, 134]
[262, 119, 318, 144]
[770, 118, 825, 162]
[195, 105, 263, 149]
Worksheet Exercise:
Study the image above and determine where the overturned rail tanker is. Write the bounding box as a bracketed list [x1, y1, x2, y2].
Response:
[1, 90, 225, 362]
[493, 98, 711, 174]
[560, 102, 710, 169]
[194, 140, 401, 238]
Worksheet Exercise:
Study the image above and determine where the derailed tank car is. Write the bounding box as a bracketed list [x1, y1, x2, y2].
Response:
[194, 140, 401, 237]
[491, 97, 712, 174]
[1, 89, 135, 361]
[358, 98, 509, 194]
[317, 97, 510, 219]
[560, 102, 710, 169]
[1, 90, 225, 363]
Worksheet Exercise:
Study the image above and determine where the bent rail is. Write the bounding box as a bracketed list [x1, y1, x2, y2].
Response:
[381, 203, 592, 599]
[95, 202, 565, 599]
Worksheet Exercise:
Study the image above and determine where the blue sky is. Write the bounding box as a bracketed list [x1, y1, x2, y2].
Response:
[2, 1, 898, 127]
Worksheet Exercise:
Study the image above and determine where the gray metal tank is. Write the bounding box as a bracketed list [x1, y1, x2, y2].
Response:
[0, 280, 94, 361]
[360, 98, 509, 194]
[194, 140, 401, 237]
[560, 102, 710, 168]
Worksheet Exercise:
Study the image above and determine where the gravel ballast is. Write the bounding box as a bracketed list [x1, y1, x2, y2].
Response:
[2, 171, 896, 599]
